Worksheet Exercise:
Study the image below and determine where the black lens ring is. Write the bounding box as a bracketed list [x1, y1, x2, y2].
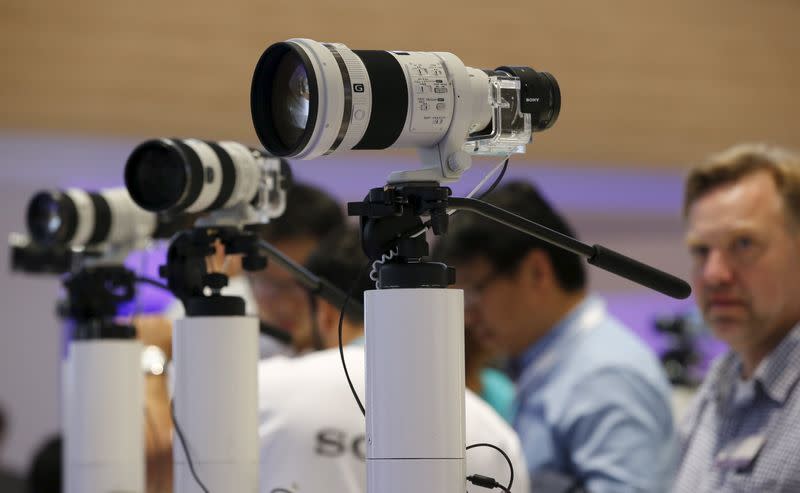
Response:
[27, 190, 78, 246]
[540, 71, 561, 131]
[87, 192, 111, 246]
[125, 139, 201, 213]
[251, 41, 319, 157]
[204, 141, 237, 212]
[171, 139, 205, 213]
[352, 50, 408, 150]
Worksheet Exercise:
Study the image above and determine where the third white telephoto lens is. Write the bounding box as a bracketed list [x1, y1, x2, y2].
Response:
[26, 188, 157, 248]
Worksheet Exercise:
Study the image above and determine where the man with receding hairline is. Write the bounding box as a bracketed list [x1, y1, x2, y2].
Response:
[673, 144, 800, 492]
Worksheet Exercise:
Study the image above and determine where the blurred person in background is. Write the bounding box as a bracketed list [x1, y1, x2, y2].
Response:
[247, 182, 346, 354]
[258, 227, 530, 493]
[139, 181, 344, 360]
[0, 404, 25, 492]
[140, 181, 345, 490]
[435, 180, 677, 492]
[673, 144, 800, 492]
[464, 324, 515, 423]
[26, 435, 61, 493]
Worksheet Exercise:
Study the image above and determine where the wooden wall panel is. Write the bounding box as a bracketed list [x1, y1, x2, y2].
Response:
[1, 0, 798, 167]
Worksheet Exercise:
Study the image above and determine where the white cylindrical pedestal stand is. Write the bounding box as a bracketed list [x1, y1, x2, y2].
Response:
[365, 288, 466, 493]
[64, 339, 144, 493]
[172, 315, 259, 493]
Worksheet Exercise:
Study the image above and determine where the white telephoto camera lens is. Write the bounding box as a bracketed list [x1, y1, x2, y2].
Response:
[250, 38, 560, 161]
[124, 138, 290, 218]
[26, 188, 158, 248]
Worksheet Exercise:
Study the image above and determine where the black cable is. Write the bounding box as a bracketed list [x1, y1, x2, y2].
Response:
[476, 157, 510, 200]
[170, 400, 210, 493]
[466, 442, 514, 491]
[338, 260, 371, 417]
[466, 474, 512, 492]
[135, 276, 170, 292]
[414, 157, 511, 237]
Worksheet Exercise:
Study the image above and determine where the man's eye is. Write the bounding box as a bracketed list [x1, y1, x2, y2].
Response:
[732, 236, 754, 252]
[689, 245, 709, 259]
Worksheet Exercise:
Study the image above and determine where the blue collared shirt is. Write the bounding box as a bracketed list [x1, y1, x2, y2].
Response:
[672, 323, 800, 492]
[512, 296, 678, 492]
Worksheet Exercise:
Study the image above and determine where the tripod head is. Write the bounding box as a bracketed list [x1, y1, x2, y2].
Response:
[348, 183, 456, 290]
[159, 226, 268, 316]
[61, 265, 138, 339]
[349, 183, 691, 299]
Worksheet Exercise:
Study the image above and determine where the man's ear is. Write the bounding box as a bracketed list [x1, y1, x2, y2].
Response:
[315, 298, 340, 340]
[518, 249, 554, 291]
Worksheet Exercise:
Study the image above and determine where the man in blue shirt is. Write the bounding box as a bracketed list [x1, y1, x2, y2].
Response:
[435, 181, 677, 492]
[673, 144, 800, 492]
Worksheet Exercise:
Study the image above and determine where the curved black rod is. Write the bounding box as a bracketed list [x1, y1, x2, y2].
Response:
[447, 197, 691, 300]
[257, 239, 365, 320]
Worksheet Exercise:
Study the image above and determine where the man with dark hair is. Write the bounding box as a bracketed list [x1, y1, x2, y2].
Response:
[435, 181, 676, 492]
[673, 144, 800, 492]
[248, 181, 346, 353]
[258, 227, 531, 493]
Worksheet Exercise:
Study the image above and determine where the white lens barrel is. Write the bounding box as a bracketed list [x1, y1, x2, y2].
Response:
[217, 141, 261, 210]
[182, 139, 223, 214]
[253, 39, 499, 182]
[60, 188, 156, 248]
[390, 51, 455, 148]
[63, 189, 95, 247]
[466, 67, 493, 134]
[126, 138, 272, 217]
[100, 188, 158, 246]
[322, 42, 372, 155]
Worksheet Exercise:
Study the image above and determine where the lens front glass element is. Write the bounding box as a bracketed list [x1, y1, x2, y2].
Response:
[126, 145, 186, 212]
[271, 50, 311, 150]
[28, 194, 62, 242]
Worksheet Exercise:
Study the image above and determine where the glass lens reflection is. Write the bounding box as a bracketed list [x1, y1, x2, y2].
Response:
[29, 195, 63, 243]
[271, 50, 311, 149]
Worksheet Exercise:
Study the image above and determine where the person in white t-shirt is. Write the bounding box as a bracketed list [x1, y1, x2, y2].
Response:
[259, 228, 530, 493]
[140, 182, 347, 490]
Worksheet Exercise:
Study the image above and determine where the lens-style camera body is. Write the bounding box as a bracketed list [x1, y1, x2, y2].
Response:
[251, 38, 560, 183]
